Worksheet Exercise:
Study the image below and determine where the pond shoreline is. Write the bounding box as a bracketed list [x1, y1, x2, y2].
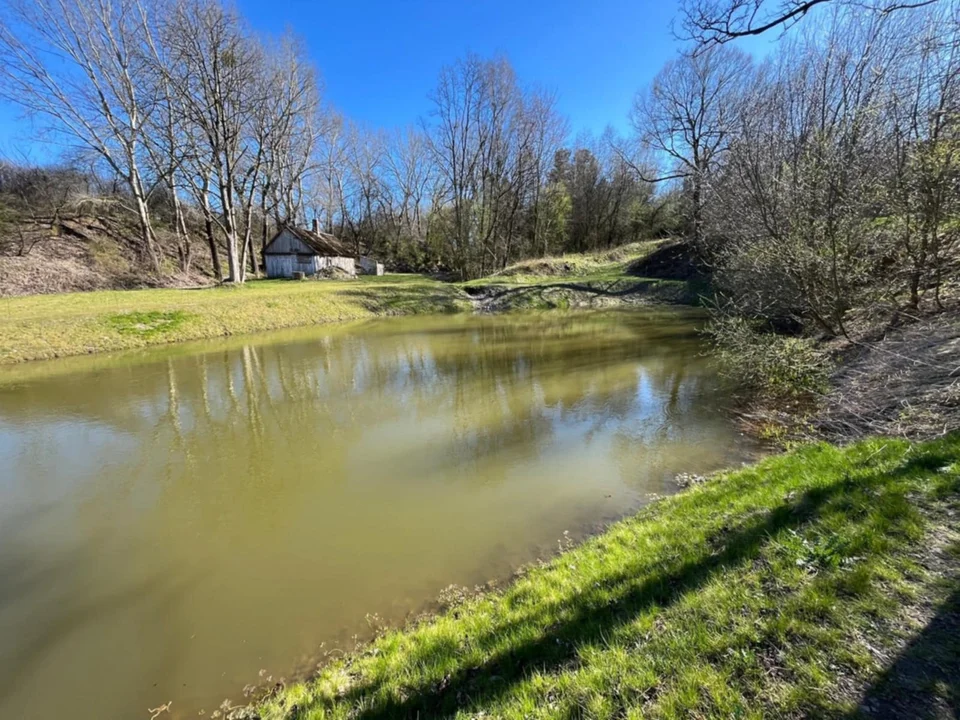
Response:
[2, 309, 746, 720]
[0, 242, 700, 366]
[245, 435, 959, 720]
[233, 467, 763, 718]
[0, 276, 473, 365]
[0, 273, 699, 366]
[3, 280, 956, 719]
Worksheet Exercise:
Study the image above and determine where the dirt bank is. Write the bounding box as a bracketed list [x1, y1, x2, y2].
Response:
[0, 217, 212, 297]
[815, 309, 960, 440]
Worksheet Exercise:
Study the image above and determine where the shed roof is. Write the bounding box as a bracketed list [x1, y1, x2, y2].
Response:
[264, 225, 352, 257]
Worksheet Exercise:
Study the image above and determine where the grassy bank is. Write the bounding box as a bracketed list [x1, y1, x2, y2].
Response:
[0, 274, 470, 364]
[253, 435, 959, 719]
[462, 241, 702, 312]
[0, 241, 700, 365]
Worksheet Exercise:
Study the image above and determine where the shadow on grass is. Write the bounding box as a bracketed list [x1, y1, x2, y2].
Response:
[341, 286, 466, 315]
[337, 475, 865, 719]
[851, 581, 960, 719]
[465, 279, 697, 312]
[625, 240, 705, 282]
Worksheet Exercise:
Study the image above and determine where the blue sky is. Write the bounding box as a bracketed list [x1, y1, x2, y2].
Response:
[0, 0, 772, 162]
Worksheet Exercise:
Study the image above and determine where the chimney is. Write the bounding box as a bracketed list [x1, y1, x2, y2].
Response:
[311, 217, 321, 234]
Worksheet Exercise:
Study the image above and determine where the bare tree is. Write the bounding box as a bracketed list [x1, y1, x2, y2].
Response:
[256, 34, 323, 243]
[0, 0, 165, 272]
[882, 2, 960, 308]
[427, 54, 557, 277]
[427, 54, 487, 278]
[162, 0, 264, 283]
[342, 124, 388, 257]
[142, 28, 193, 274]
[630, 45, 752, 247]
[680, 0, 940, 46]
[709, 10, 914, 335]
[382, 127, 434, 259]
[524, 90, 568, 257]
[312, 110, 350, 236]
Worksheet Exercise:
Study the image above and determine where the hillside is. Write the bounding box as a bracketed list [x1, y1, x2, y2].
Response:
[0, 215, 213, 297]
[462, 240, 706, 312]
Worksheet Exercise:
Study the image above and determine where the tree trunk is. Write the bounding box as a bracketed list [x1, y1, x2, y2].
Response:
[204, 219, 223, 283]
[134, 195, 162, 276]
[202, 204, 223, 283]
[220, 187, 242, 283]
[131, 169, 162, 275]
[171, 187, 192, 274]
[248, 232, 259, 275]
[691, 173, 703, 248]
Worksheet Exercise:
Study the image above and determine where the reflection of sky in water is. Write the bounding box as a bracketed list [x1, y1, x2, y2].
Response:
[0, 310, 752, 720]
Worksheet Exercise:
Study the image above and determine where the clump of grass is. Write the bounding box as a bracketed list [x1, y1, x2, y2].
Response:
[106, 310, 192, 337]
[255, 434, 959, 719]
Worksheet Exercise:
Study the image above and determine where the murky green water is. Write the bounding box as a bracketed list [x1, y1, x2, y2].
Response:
[0, 310, 753, 719]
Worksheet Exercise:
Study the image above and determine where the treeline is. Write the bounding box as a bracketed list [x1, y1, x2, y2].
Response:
[322, 58, 682, 278]
[0, 0, 955, 299]
[0, 0, 681, 283]
[638, 2, 959, 336]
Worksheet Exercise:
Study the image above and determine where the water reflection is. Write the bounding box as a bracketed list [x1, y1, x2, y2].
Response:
[0, 310, 750, 720]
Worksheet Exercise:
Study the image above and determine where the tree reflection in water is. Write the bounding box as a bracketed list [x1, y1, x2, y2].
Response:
[0, 309, 752, 720]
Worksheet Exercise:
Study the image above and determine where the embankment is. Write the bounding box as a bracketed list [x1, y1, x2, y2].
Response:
[249, 434, 959, 719]
[0, 275, 472, 364]
[0, 240, 696, 365]
[462, 239, 706, 312]
[464, 277, 698, 312]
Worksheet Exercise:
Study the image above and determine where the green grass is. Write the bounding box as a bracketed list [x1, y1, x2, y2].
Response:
[463, 241, 661, 288]
[0, 242, 700, 363]
[255, 435, 959, 719]
[0, 274, 471, 363]
[106, 309, 193, 337]
[460, 241, 702, 311]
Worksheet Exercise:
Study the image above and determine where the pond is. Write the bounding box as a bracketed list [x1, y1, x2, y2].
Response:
[0, 309, 754, 719]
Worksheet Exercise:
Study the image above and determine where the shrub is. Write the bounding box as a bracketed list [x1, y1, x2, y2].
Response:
[708, 316, 830, 404]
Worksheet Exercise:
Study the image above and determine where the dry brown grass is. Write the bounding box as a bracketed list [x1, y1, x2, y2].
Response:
[0, 216, 213, 297]
[816, 308, 960, 440]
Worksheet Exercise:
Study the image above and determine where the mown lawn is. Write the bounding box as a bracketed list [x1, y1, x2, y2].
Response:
[0, 241, 699, 363]
[0, 274, 470, 363]
[254, 435, 959, 720]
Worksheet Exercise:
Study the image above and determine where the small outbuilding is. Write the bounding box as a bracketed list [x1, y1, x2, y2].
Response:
[263, 221, 357, 279]
[358, 256, 385, 276]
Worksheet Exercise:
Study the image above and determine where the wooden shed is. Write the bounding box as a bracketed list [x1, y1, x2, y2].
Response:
[263, 222, 357, 279]
[358, 256, 385, 276]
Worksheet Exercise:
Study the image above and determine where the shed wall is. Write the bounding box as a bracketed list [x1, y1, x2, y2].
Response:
[265, 228, 313, 255]
[265, 253, 355, 279]
[318, 256, 356, 275]
[265, 254, 296, 278]
[358, 257, 385, 276]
